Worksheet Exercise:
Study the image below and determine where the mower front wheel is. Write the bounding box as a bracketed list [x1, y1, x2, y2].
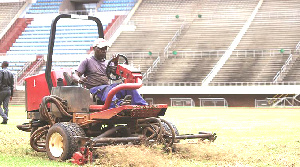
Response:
[46, 122, 85, 161]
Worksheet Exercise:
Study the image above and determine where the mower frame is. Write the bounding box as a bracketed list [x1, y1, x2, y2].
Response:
[17, 14, 216, 165]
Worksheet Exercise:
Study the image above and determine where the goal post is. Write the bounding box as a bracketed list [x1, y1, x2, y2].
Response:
[170, 98, 195, 107]
[199, 98, 228, 107]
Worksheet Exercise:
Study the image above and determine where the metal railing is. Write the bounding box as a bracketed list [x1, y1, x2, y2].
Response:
[255, 10, 300, 19]
[142, 17, 186, 80]
[164, 22, 186, 58]
[3, 49, 291, 60]
[273, 54, 293, 83]
[167, 50, 226, 58]
[144, 82, 202, 86]
[15, 61, 31, 79]
[117, 52, 159, 59]
[14, 61, 31, 89]
[17, 58, 44, 86]
[143, 81, 300, 86]
[208, 82, 300, 86]
[142, 56, 160, 80]
[272, 42, 300, 83]
[132, 14, 187, 23]
[256, 94, 300, 108]
[296, 41, 300, 51]
[166, 49, 293, 58]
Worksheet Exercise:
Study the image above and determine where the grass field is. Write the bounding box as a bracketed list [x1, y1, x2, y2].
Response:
[0, 106, 299, 166]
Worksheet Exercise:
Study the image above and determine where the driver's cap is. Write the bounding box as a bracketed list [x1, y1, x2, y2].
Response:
[93, 38, 110, 48]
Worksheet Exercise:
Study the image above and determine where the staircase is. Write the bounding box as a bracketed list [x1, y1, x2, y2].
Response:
[11, 90, 25, 105]
[17, 58, 45, 86]
[0, 2, 25, 34]
[0, 18, 33, 53]
[268, 94, 300, 107]
[282, 53, 300, 81]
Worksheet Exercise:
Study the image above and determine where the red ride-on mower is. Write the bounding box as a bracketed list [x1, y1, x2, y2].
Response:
[17, 14, 216, 165]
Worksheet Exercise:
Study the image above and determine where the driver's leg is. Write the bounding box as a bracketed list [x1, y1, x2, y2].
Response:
[116, 89, 148, 106]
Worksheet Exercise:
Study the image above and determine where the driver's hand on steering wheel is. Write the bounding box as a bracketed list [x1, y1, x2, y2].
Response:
[112, 54, 119, 66]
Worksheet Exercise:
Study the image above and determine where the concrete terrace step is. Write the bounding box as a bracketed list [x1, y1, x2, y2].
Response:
[11, 90, 25, 105]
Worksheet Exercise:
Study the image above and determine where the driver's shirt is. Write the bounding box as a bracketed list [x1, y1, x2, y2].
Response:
[76, 56, 109, 89]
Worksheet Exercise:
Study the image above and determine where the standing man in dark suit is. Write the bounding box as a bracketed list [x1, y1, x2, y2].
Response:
[0, 61, 14, 124]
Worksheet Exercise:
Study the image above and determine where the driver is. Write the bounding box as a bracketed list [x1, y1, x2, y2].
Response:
[73, 38, 148, 108]
[74, 38, 110, 89]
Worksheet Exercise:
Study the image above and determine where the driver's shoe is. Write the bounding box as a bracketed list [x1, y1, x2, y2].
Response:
[120, 95, 132, 106]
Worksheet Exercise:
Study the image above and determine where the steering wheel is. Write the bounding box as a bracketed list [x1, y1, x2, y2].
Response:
[106, 54, 128, 80]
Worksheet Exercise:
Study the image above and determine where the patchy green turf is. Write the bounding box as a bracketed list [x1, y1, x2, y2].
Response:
[0, 106, 299, 166]
[162, 107, 300, 166]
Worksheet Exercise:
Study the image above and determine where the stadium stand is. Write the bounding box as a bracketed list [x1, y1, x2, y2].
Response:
[0, 2, 25, 34]
[281, 54, 300, 81]
[39, 60, 80, 72]
[140, 0, 260, 83]
[99, 0, 137, 12]
[107, 0, 198, 77]
[26, 0, 63, 14]
[6, 0, 130, 56]
[235, 0, 300, 50]
[107, 0, 194, 53]
[173, 0, 259, 51]
[0, 60, 30, 76]
[211, 0, 300, 83]
[122, 52, 159, 73]
[6, 19, 100, 55]
[212, 51, 291, 83]
[146, 52, 221, 82]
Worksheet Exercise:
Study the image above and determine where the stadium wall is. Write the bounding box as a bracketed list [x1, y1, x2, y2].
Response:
[139, 86, 300, 107]
[141, 94, 273, 107]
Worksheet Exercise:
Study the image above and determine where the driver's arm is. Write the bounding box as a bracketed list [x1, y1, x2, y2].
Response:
[73, 70, 87, 84]
[74, 58, 88, 84]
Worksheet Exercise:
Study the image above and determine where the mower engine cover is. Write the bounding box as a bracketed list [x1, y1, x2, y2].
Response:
[51, 86, 94, 117]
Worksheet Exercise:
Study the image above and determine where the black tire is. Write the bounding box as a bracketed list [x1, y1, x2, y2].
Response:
[46, 122, 85, 161]
[162, 121, 179, 136]
[162, 120, 180, 143]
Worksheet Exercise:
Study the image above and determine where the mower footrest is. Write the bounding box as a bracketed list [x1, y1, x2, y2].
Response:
[16, 123, 31, 132]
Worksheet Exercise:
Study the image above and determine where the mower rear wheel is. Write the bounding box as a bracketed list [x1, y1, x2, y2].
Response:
[161, 121, 179, 136]
[46, 122, 85, 161]
[161, 120, 180, 143]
